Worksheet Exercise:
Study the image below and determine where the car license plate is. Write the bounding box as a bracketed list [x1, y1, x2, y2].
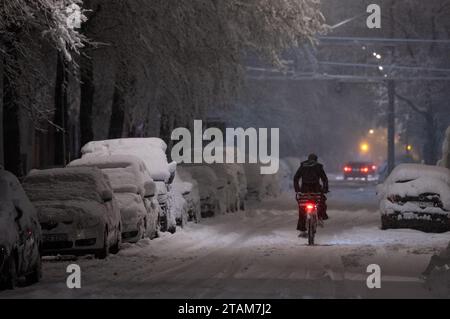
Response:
[44, 234, 68, 242]
[414, 201, 435, 208]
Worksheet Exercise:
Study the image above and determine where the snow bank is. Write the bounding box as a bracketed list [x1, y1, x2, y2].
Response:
[81, 138, 175, 182]
[438, 126, 450, 169]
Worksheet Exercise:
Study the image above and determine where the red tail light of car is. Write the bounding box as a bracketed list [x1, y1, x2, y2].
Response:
[344, 166, 352, 172]
[362, 167, 369, 173]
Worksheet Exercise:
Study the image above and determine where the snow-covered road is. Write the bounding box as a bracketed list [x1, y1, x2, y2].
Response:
[2, 180, 449, 298]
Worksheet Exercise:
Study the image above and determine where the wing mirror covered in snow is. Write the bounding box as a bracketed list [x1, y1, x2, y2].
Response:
[144, 181, 156, 198]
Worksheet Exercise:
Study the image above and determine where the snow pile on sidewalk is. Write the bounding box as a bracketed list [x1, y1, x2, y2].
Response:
[424, 242, 450, 297]
[377, 164, 450, 214]
[438, 126, 450, 169]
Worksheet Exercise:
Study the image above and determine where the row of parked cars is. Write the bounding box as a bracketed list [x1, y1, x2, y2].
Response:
[0, 139, 285, 289]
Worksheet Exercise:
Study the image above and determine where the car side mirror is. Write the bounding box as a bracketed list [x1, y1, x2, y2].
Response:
[101, 189, 113, 202]
[14, 205, 23, 221]
[144, 181, 156, 198]
[12, 199, 23, 221]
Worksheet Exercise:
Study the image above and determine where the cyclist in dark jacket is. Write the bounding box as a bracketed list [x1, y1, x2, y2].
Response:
[293, 154, 329, 237]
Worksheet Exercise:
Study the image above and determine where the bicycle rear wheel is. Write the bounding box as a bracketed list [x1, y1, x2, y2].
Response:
[308, 219, 315, 245]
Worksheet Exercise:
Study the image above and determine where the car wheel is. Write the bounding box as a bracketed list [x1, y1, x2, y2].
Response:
[95, 228, 110, 259]
[168, 224, 176, 234]
[159, 214, 168, 232]
[25, 252, 42, 285]
[110, 226, 121, 255]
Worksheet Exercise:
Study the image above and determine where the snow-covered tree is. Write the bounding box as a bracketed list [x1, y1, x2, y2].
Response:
[77, 0, 326, 146]
[0, 0, 88, 171]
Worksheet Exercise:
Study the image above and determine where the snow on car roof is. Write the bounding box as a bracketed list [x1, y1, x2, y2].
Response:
[68, 154, 153, 195]
[23, 167, 111, 203]
[80, 138, 174, 182]
[387, 164, 450, 185]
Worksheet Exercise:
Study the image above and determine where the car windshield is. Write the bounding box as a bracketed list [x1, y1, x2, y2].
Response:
[102, 168, 139, 194]
[24, 175, 102, 203]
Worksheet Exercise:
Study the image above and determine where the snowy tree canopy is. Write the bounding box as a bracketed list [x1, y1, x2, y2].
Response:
[0, 0, 87, 62]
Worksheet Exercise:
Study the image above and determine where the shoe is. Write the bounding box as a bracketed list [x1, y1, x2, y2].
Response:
[298, 231, 307, 238]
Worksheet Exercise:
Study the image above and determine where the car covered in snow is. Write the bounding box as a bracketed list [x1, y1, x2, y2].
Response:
[208, 163, 236, 214]
[244, 162, 281, 200]
[0, 169, 42, 289]
[182, 165, 220, 218]
[173, 169, 201, 223]
[23, 167, 122, 258]
[377, 164, 450, 233]
[80, 138, 178, 233]
[68, 155, 159, 242]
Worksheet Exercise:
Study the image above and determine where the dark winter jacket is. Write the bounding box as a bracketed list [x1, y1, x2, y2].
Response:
[293, 159, 329, 193]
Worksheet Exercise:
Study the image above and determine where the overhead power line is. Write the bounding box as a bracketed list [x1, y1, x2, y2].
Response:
[246, 73, 450, 82]
[317, 36, 450, 45]
[319, 61, 450, 73]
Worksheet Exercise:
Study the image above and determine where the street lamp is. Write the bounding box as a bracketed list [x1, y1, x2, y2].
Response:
[369, 129, 375, 135]
[360, 142, 370, 153]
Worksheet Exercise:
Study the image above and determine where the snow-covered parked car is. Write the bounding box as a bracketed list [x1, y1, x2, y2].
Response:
[182, 165, 221, 218]
[173, 169, 201, 223]
[68, 155, 159, 242]
[377, 164, 450, 233]
[208, 164, 237, 214]
[168, 180, 189, 228]
[23, 167, 122, 258]
[0, 169, 42, 289]
[155, 181, 176, 233]
[80, 138, 178, 234]
[244, 163, 281, 200]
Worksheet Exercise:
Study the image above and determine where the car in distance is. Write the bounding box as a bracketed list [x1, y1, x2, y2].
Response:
[343, 161, 377, 181]
[0, 169, 42, 289]
[23, 167, 122, 259]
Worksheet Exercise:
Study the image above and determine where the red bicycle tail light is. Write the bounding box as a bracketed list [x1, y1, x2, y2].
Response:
[306, 203, 315, 212]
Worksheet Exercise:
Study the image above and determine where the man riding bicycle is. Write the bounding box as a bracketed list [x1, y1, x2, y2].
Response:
[293, 154, 329, 238]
